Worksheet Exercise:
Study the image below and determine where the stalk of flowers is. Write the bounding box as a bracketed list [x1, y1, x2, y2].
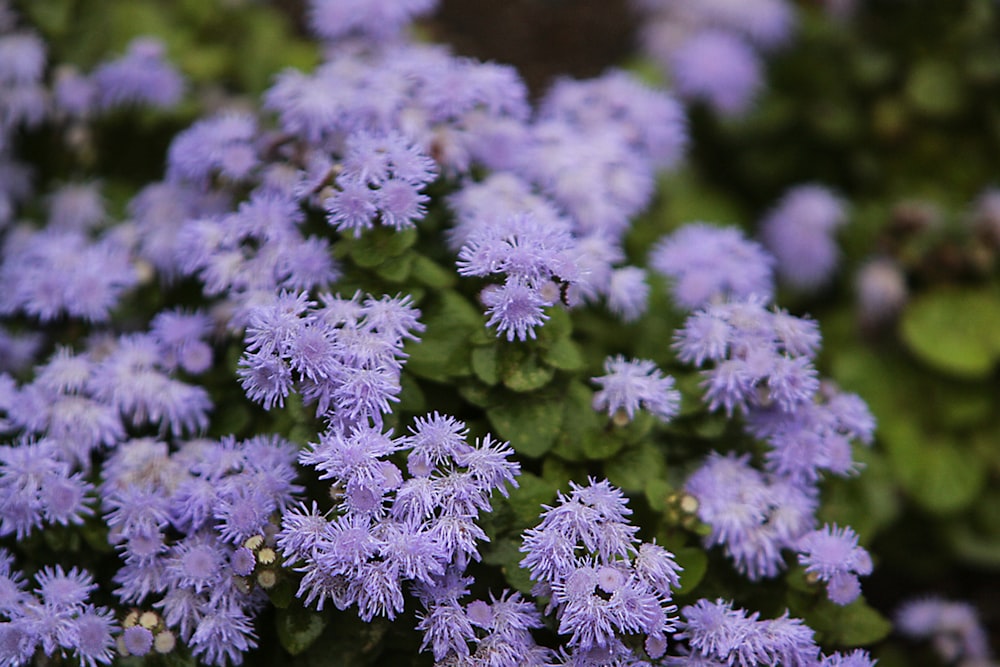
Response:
[0, 0, 960, 665]
[519, 478, 684, 664]
[280, 412, 520, 626]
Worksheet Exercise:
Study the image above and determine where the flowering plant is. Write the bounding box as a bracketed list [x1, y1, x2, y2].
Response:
[1, 1, 998, 666]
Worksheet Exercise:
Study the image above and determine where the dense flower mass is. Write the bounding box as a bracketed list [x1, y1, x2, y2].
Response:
[1, 0, 989, 665]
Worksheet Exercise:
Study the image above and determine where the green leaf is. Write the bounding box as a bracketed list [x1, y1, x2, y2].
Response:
[541, 339, 585, 371]
[802, 598, 892, 647]
[502, 359, 555, 392]
[900, 287, 1000, 379]
[881, 420, 987, 515]
[374, 252, 414, 283]
[403, 291, 480, 381]
[411, 254, 457, 289]
[487, 393, 563, 458]
[672, 547, 708, 596]
[276, 607, 327, 656]
[347, 227, 418, 268]
[551, 382, 623, 461]
[499, 345, 555, 393]
[504, 473, 558, 526]
[604, 441, 667, 492]
[482, 538, 534, 594]
[266, 577, 297, 609]
[536, 306, 573, 345]
[644, 478, 673, 512]
[905, 59, 964, 117]
[471, 345, 500, 385]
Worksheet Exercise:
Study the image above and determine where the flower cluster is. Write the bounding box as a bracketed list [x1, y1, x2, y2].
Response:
[635, 0, 796, 116]
[896, 597, 995, 667]
[591, 355, 682, 424]
[0, 555, 118, 667]
[673, 598, 875, 666]
[100, 435, 302, 666]
[520, 478, 683, 663]
[283, 412, 519, 623]
[650, 224, 774, 310]
[237, 290, 422, 426]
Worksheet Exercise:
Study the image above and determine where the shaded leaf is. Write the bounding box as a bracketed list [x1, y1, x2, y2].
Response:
[276, 607, 327, 656]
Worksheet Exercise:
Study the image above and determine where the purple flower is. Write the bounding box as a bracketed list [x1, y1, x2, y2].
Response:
[820, 649, 878, 667]
[69, 605, 118, 667]
[307, 0, 438, 42]
[760, 185, 847, 291]
[678, 599, 819, 667]
[669, 30, 764, 117]
[0, 229, 138, 323]
[481, 278, 551, 342]
[674, 299, 821, 415]
[796, 524, 872, 605]
[591, 355, 681, 424]
[33, 566, 96, 612]
[47, 182, 105, 230]
[685, 453, 817, 580]
[167, 112, 259, 186]
[92, 37, 184, 110]
[0, 32, 46, 85]
[855, 257, 907, 326]
[518, 120, 654, 239]
[896, 597, 992, 664]
[538, 69, 687, 169]
[650, 223, 774, 310]
[606, 267, 650, 322]
[122, 625, 153, 656]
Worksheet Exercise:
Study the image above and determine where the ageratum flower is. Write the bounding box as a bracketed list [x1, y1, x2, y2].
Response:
[591, 355, 681, 424]
[796, 524, 873, 605]
[760, 185, 847, 291]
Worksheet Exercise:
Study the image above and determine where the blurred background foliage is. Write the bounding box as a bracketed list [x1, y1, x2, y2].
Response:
[8, 0, 1000, 664]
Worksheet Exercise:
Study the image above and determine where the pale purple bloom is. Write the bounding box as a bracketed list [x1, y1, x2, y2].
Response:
[92, 37, 184, 110]
[820, 649, 878, 667]
[481, 278, 552, 342]
[307, 0, 438, 42]
[0, 32, 45, 85]
[674, 299, 821, 415]
[606, 267, 650, 322]
[519, 119, 654, 239]
[896, 597, 993, 664]
[760, 185, 847, 291]
[678, 598, 819, 667]
[123, 625, 153, 656]
[670, 30, 763, 116]
[796, 524, 872, 605]
[855, 256, 907, 325]
[0, 228, 138, 323]
[591, 355, 681, 423]
[53, 66, 97, 119]
[651, 223, 774, 310]
[69, 605, 118, 667]
[539, 69, 687, 169]
[47, 182, 105, 230]
[167, 112, 259, 186]
[685, 453, 818, 579]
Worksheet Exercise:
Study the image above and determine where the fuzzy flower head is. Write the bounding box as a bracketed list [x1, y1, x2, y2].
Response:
[669, 30, 764, 117]
[91, 37, 184, 110]
[760, 185, 847, 291]
[650, 223, 774, 310]
[591, 355, 681, 424]
[673, 298, 821, 415]
[307, 0, 438, 43]
[796, 524, 872, 605]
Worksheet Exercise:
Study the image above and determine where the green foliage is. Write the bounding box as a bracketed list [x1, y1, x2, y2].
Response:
[900, 286, 1000, 379]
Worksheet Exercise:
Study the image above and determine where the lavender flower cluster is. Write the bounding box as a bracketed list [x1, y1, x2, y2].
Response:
[1, 0, 971, 665]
